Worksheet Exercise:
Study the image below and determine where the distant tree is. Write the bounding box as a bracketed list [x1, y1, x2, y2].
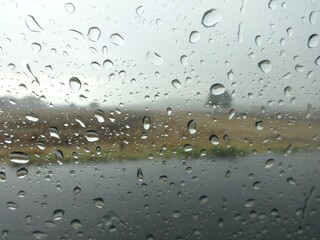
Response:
[206, 91, 232, 109]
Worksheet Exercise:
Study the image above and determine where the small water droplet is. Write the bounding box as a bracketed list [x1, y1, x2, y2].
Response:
[268, 0, 277, 9]
[103, 59, 114, 69]
[69, 77, 81, 92]
[16, 167, 28, 178]
[73, 187, 81, 196]
[87, 27, 101, 42]
[255, 35, 262, 46]
[210, 83, 225, 95]
[94, 110, 105, 123]
[184, 144, 193, 152]
[180, 55, 188, 66]
[308, 34, 319, 48]
[84, 130, 99, 142]
[265, 158, 274, 168]
[9, 151, 30, 164]
[146, 51, 163, 65]
[284, 86, 292, 97]
[171, 79, 181, 89]
[228, 109, 235, 119]
[199, 195, 209, 204]
[75, 116, 86, 127]
[143, 116, 151, 130]
[25, 15, 44, 32]
[32, 231, 48, 239]
[187, 120, 196, 134]
[0, 172, 6, 182]
[245, 199, 255, 207]
[71, 219, 82, 230]
[110, 33, 124, 46]
[137, 168, 144, 181]
[53, 209, 64, 220]
[255, 121, 263, 130]
[93, 198, 105, 208]
[189, 31, 200, 44]
[136, 6, 144, 16]
[309, 10, 318, 24]
[258, 60, 272, 73]
[55, 150, 64, 164]
[26, 112, 39, 122]
[209, 134, 220, 145]
[167, 107, 172, 116]
[65, 3, 75, 14]
[315, 56, 320, 66]
[287, 177, 296, 185]
[31, 42, 42, 53]
[49, 127, 60, 139]
[201, 9, 222, 27]
[7, 202, 18, 210]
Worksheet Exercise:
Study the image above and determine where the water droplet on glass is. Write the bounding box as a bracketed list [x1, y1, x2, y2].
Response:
[265, 158, 274, 168]
[228, 109, 235, 119]
[167, 107, 172, 116]
[201, 9, 222, 27]
[9, 151, 30, 164]
[287, 177, 296, 185]
[84, 130, 99, 142]
[65, 3, 75, 14]
[146, 51, 163, 65]
[255, 35, 262, 46]
[49, 127, 60, 139]
[245, 199, 255, 207]
[189, 31, 200, 44]
[55, 150, 64, 164]
[199, 195, 209, 204]
[309, 10, 318, 24]
[0, 172, 6, 182]
[184, 144, 193, 152]
[136, 6, 144, 16]
[71, 219, 82, 230]
[137, 168, 144, 181]
[7, 202, 18, 210]
[172, 79, 181, 89]
[31, 42, 42, 53]
[308, 34, 319, 48]
[16, 167, 28, 178]
[110, 33, 124, 46]
[187, 120, 196, 134]
[180, 55, 188, 66]
[73, 187, 81, 196]
[210, 83, 225, 95]
[143, 116, 151, 130]
[26, 112, 39, 122]
[94, 110, 105, 123]
[268, 0, 277, 9]
[75, 117, 86, 127]
[93, 198, 105, 208]
[25, 15, 44, 32]
[255, 121, 263, 130]
[103, 59, 114, 69]
[53, 209, 64, 220]
[315, 56, 320, 66]
[87, 27, 101, 42]
[284, 86, 292, 97]
[258, 60, 272, 73]
[209, 134, 219, 145]
[69, 77, 81, 92]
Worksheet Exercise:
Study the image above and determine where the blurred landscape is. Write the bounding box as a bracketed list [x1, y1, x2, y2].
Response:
[0, 96, 319, 164]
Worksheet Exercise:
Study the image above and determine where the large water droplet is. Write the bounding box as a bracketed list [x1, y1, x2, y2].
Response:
[69, 77, 81, 92]
[16, 167, 28, 178]
[187, 120, 196, 134]
[87, 27, 101, 42]
[180, 55, 188, 66]
[71, 219, 82, 230]
[209, 134, 220, 145]
[94, 110, 105, 123]
[146, 51, 163, 65]
[53, 209, 64, 220]
[172, 79, 182, 89]
[258, 60, 272, 73]
[308, 34, 319, 48]
[137, 168, 144, 181]
[93, 198, 105, 208]
[84, 130, 99, 142]
[25, 15, 44, 32]
[49, 127, 60, 139]
[201, 9, 222, 27]
[65, 3, 75, 14]
[210, 83, 225, 95]
[26, 112, 39, 122]
[143, 116, 151, 130]
[10, 152, 30, 164]
[7, 202, 18, 210]
[103, 59, 114, 69]
[110, 33, 124, 46]
[255, 121, 263, 130]
[189, 31, 200, 44]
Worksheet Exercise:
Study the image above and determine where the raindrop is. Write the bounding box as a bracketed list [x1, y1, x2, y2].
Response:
[32, 231, 48, 239]
[187, 120, 196, 134]
[146, 51, 163, 65]
[71, 219, 82, 230]
[93, 198, 105, 208]
[137, 168, 144, 181]
[7, 202, 18, 210]
[287, 177, 296, 185]
[26, 112, 39, 122]
[53, 209, 64, 220]
[255, 35, 262, 46]
[167, 107, 172, 116]
[172, 79, 181, 89]
[94, 110, 105, 123]
[255, 121, 263, 130]
[91, 61, 101, 70]
[265, 158, 274, 168]
[284, 86, 292, 97]
[110, 33, 124, 46]
[189, 31, 200, 44]
[268, 0, 277, 9]
[25, 15, 44, 32]
[84, 130, 99, 142]
[87, 27, 101, 42]
[0, 172, 6, 182]
[209, 134, 219, 145]
[201, 9, 222, 27]
[75, 117, 86, 127]
[69, 77, 81, 92]
[184, 144, 193, 152]
[180, 55, 188, 66]
[65, 3, 75, 14]
[199, 195, 209, 204]
[136, 6, 144, 16]
[308, 34, 319, 48]
[9, 152, 30, 164]
[31, 42, 42, 53]
[73, 187, 81, 196]
[309, 10, 318, 24]
[55, 150, 64, 164]
[210, 83, 225, 95]
[228, 109, 235, 119]
[49, 127, 60, 139]
[315, 56, 320, 66]
[143, 116, 151, 130]
[258, 60, 272, 73]
[16, 167, 28, 178]
[103, 59, 114, 69]
[245, 199, 255, 207]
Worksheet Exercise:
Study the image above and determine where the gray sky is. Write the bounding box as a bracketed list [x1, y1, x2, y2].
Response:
[0, 0, 319, 111]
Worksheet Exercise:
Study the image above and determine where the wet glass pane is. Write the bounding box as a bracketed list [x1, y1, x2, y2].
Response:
[0, 0, 319, 239]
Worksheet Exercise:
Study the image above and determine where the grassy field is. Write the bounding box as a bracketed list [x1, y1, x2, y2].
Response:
[1, 106, 319, 164]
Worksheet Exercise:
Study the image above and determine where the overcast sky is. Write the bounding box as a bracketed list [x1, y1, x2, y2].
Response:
[0, 0, 319, 111]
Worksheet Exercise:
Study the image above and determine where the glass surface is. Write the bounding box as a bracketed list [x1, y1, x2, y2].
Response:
[0, 0, 319, 239]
